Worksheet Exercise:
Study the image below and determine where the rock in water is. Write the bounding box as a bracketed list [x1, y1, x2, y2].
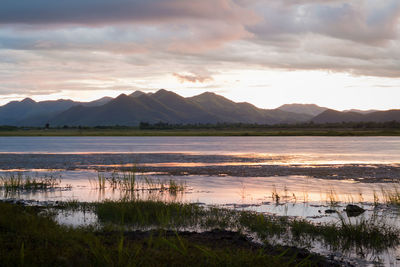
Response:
[325, 209, 336, 214]
[344, 204, 365, 217]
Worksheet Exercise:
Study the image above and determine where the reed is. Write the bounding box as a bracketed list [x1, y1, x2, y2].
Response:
[380, 185, 400, 206]
[90, 199, 400, 253]
[326, 188, 339, 207]
[90, 171, 188, 198]
[97, 172, 106, 190]
[0, 172, 61, 193]
[271, 185, 280, 204]
[0, 201, 320, 266]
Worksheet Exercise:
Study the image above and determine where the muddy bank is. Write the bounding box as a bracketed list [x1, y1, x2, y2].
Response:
[0, 153, 399, 183]
[0, 153, 269, 169]
[131, 164, 400, 183]
[105, 229, 350, 267]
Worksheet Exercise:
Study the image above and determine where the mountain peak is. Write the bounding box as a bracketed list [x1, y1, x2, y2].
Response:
[152, 89, 182, 100]
[130, 91, 146, 98]
[190, 91, 233, 105]
[113, 93, 131, 102]
[200, 91, 216, 95]
[21, 98, 36, 104]
[277, 103, 328, 117]
[154, 89, 172, 95]
[196, 92, 217, 98]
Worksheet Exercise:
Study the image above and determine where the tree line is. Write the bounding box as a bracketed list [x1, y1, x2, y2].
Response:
[0, 120, 400, 131]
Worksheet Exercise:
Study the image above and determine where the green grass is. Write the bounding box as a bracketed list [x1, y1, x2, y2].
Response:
[0, 172, 62, 193]
[380, 185, 400, 206]
[1, 128, 400, 136]
[90, 200, 400, 253]
[91, 171, 187, 197]
[0, 201, 323, 266]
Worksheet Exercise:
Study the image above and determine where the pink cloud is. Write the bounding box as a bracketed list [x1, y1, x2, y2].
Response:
[173, 72, 214, 83]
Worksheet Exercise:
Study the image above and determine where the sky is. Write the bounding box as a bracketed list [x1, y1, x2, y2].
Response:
[0, 0, 399, 110]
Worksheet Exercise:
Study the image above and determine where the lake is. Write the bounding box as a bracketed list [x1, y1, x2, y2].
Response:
[1, 136, 399, 265]
[1, 136, 400, 164]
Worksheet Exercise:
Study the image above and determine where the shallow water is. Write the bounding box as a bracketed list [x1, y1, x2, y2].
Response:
[1, 136, 400, 266]
[3, 169, 395, 266]
[1, 170, 399, 224]
[1, 136, 400, 164]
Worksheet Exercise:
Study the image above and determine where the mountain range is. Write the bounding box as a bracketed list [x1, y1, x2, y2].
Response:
[312, 109, 400, 124]
[0, 89, 398, 126]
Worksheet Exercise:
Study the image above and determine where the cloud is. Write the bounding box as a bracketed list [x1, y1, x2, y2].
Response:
[246, 0, 400, 45]
[173, 72, 214, 83]
[0, 0, 256, 26]
[0, 0, 259, 54]
[0, 0, 400, 101]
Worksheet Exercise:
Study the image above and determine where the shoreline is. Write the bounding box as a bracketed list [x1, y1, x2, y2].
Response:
[1, 128, 400, 136]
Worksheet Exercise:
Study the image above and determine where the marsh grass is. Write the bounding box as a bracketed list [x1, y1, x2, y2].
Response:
[90, 170, 187, 197]
[264, 185, 400, 209]
[94, 200, 218, 229]
[271, 185, 280, 204]
[86, 199, 400, 253]
[0, 201, 318, 266]
[380, 185, 400, 206]
[326, 188, 339, 207]
[168, 179, 186, 195]
[98, 172, 106, 190]
[0, 172, 62, 194]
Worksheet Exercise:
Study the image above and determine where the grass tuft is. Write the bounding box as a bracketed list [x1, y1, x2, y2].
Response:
[0, 172, 62, 195]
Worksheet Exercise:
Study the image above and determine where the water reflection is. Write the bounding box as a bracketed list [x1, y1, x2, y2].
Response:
[1, 136, 400, 164]
[1, 170, 399, 220]
[2, 169, 399, 266]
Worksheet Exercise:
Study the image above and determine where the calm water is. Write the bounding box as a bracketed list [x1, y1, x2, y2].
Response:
[1, 136, 400, 265]
[1, 136, 400, 164]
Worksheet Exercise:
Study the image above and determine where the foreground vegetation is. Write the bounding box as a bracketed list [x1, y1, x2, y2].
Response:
[89, 200, 399, 252]
[1, 195, 399, 266]
[1, 171, 400, 265]
[92, 171, 186, 194]
[0, 173, 62, 196]
[0, 201, 330, 266]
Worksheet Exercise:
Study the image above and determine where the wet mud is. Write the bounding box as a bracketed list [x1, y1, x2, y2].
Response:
[0, 153, 398, 183]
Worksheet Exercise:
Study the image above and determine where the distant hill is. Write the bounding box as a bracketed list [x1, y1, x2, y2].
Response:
[130, 91, 147, 98]
[343, 109, 378, 115]
[0, 97, 112, 126]
[277, 104, 328, 117]
[189, 92, 310, 124]
[49, 90, 312, 126]
[312, 109, 400, 123]
[0, 90, 398, 126]
[0, 98, 77, 126]
[83, 97, 112, 107]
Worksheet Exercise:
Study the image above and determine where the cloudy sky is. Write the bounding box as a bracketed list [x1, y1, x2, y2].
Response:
[0, 0, 399, 110]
